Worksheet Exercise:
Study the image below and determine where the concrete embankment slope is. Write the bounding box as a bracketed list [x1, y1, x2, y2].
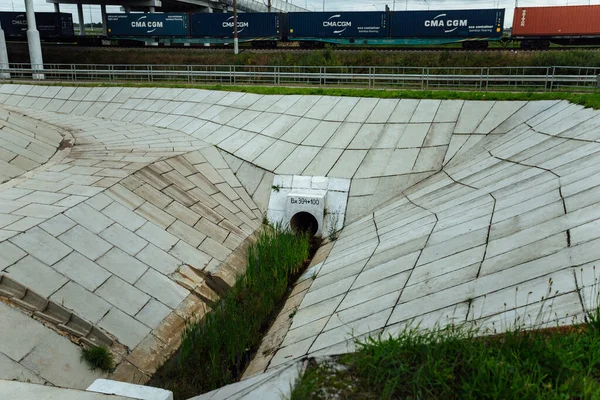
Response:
[1, 85, 600, 400]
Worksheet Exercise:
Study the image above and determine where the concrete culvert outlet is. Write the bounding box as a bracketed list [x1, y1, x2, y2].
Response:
[290, 212, 319, 236]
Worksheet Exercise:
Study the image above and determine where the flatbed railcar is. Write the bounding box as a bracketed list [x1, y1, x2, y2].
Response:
[4, 4, 600, 50]
[103, 9, 505, 49]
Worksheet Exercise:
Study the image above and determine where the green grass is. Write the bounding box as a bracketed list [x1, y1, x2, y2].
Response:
[291, 319, 600, 400]
[151, 224, 311, 399]
[9, 42, 600, 69]
[81, 345, 114, 372]
[13, 81, 600, 109]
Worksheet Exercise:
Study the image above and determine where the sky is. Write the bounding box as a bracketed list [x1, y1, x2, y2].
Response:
[0, 0, 598, 28]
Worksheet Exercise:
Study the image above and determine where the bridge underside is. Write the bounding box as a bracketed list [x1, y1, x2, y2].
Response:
[46, 0, 307, 13]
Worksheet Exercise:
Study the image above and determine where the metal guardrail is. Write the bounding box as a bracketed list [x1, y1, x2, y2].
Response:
[1, 64, 599, 92]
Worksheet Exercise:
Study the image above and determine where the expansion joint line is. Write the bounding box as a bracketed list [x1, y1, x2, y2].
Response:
[476, 193, 497, 280]
[384, 195, 440, 328]
[489, 150, 571, 247]
[443, 170, 479, 190]
[302, 212, 381, 357]
[524, 121, 599, 144]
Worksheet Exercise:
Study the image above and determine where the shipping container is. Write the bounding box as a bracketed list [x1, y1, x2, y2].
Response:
[106, 13, 189, 37]
[512, 5, 600, 37]
[191, 13, 280, 38]
[287, 12, 388, 38]
[390, 9, 504, 38]
[0, 12, 74, 39]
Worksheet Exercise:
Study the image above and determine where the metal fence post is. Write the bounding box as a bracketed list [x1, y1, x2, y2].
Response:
[551, 66, 556, 92]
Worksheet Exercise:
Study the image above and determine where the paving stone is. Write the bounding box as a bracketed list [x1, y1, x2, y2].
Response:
[346, 98, 379, 123]
[10, 227, 73, 266]
[64, 203, 114, 234]
[136, 222, 179, 251]
[279, 118, 319, 144]
[97, 248, 149, 284]
[98, 308, 151, 349]
[105, 184, 145, 210]
[11, 203, 65, 219]
[169, 241, 212, 271]
[302, 121, 341, 147]
[96, 275, 151, 316]
[310, 309, 391, 353]
[99, 223, 148, 256]
[136, 202, 176, 230]
[135, 299, 172, 329]
[52, 252, 111, 291]
[59, 225, 112, 261]
[51, 282, 112, 324]
[5, 256, 69, 298]
[167, 220, 207, 248]
[0, 352, 45, 384]
[136, 244, 182, 275]
[102, 201, 147, 231]
[136, 268, 188, 308]
[455, 101, 495, 133]
[0, 240, 27, 271]
[327, 150, 368, 178]
[0, 300, 53, 362]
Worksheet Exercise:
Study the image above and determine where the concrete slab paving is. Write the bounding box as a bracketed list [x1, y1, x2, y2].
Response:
[4, 86, 600, 398]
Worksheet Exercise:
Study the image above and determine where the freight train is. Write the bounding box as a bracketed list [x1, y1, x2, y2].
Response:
[1, 4, 600, 50]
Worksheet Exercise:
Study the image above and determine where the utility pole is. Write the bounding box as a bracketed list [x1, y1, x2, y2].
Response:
[233, 0, 239, 54]
[268, 0, 272, 12]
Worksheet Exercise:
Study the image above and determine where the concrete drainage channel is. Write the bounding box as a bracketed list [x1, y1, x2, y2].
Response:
[267, 175, 350, 240]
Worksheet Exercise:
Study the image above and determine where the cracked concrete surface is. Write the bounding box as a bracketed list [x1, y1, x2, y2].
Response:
[1, 85, 600, 398]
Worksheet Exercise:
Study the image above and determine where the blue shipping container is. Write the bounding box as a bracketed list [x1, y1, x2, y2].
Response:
[390, 9, 504, 38]
[0, 12, 74, 39]
[191, 13, 280, 38]
[288, 12, 388, 38]
[106, 13, 189, 37]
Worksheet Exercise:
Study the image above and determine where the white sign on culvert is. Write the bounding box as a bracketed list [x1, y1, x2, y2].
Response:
[267, 175, 350, 237]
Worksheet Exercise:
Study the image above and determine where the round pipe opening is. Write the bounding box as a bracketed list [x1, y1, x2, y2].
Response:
[290, 211, 319, 236]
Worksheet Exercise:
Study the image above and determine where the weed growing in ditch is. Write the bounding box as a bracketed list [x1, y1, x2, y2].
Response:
[291, 316, 600, 400]
[152, 224, 310, 399]
[81, 345, 114, 372]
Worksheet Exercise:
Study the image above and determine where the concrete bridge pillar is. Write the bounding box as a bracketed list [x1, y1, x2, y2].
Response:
[77, 3, 85, 35]
[24, 0, 44, 79]
[101, 4, 108, 36]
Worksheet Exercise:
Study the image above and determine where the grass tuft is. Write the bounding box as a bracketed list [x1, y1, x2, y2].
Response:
[81, 345, 114, 372]
[291, 315, 600, 400]
[151, 224, 311, 399]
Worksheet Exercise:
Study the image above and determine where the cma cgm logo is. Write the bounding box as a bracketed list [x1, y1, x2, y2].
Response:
[425, 14, 467, 33]
[12, 14, 27, 31]
[131, 16, 163, 33]
[223, 16, 249, 33]
[323, 15, 351, 34]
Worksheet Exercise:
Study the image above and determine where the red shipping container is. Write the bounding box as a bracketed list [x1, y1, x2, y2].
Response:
[512, 5, 600, 37]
